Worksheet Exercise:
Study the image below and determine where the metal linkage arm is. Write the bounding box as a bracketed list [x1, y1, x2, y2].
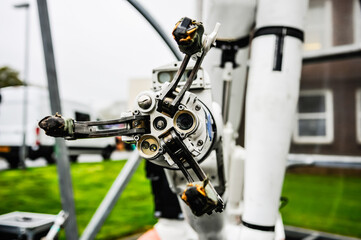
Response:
[157, 18, 204, 117]
[156, 54, 191, 116]
[38, 113, 150, 140]
[160, 129, 224, 216]
[157, 17, 220, 118]
[72, 115, 150, 139]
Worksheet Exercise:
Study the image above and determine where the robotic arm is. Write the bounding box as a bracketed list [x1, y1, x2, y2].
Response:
[39, 0, 309, 237]
[39, 17, 223, 217]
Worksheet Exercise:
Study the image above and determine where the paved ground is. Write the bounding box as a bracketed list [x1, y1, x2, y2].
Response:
[285, 226, 361, 240]
[117, 233, 143, 240]
[116, 227, 361, 240]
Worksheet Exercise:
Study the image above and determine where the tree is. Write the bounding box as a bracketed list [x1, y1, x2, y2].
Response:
[0, 66, 24, 88]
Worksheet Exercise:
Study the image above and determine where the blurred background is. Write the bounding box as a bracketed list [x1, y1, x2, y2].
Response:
[0, 0, 360, 240]
[0, 0, 197, 112]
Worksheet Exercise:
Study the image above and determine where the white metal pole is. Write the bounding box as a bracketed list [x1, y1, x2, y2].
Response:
[14, 3, 30, 169]
[80, 151, 142, 240]
[242, 1, 308, 238]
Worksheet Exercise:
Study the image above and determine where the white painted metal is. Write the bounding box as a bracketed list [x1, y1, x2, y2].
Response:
[242, 0, 307, 229]
[221, 122, 234, 188]
[154, 218, 198, 240]
[287, 153, 361, 167]
[202, 0, 256, 40]
[202, 0, 252, 132]
[256, 0, 309, 29]
[275, 214, 286, 240]
[179, 199, 227, 240]
[202, 45, 250, 132]
[227, 145, 245, 219]
[239, 225, 275, 240]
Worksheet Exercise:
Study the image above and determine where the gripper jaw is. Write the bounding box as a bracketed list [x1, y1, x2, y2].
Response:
[38, 113, 73, 138]
[38, 112, 150, 140]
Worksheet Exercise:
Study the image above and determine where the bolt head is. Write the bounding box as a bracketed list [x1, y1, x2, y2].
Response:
[138, 95, 152, 109]
[156, 120, 165, 129]
[153, 116, 167, 130]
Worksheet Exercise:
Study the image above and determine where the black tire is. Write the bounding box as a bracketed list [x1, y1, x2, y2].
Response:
[69, 155, 78, 163]
[7, 158, 20, 169]
[101, 145, 114, 161]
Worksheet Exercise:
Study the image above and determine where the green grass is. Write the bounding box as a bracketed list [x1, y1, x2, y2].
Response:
[1, 161, 361, 239]
[281, 172, 361, 238]
[0, 160, 157, 239]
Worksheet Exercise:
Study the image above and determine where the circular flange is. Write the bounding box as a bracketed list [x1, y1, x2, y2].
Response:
[173, 109, 198, 136]
[137, 135, 160, 159]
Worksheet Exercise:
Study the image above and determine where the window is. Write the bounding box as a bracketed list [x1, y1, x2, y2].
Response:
[303, 0, 333, 51]
[293, 89, 334, 144]
[355, 89, 361, 143]
[353, 0, 361, 43]
[304, 0, 361, 51]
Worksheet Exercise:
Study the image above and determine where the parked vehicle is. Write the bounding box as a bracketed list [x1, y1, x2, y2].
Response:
[0, 86, 115, 168]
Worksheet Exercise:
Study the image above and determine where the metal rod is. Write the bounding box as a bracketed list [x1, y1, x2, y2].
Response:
[80, 151, 142, 240]
[222, 81, 231, 124]
[173, 52, 205, 106]
[221, 62, 233, 124]
[15, 3, 31, 169]
[171, 54, 191, 87]
[126, 0, 182, 61]
[37, 1, 78, 239]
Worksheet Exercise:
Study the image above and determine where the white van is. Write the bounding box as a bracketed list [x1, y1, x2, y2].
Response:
[0, 86, 115, 168]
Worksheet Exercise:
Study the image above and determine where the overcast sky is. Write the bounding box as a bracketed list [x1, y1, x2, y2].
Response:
[0, 0, 197, 111]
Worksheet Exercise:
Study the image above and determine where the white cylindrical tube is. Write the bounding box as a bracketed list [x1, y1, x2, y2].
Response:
[228, 145, 245, 210]
[227, 145, 246, 225]
[242, 0, 308, 231]
[203, 0, 256, 40]
[256, 0, 309, 30]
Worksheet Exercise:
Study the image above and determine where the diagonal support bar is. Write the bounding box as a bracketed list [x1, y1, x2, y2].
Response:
[80, 151, 142, 240]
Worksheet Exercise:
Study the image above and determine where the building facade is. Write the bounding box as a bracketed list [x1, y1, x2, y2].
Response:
[290, 0, 361, 157]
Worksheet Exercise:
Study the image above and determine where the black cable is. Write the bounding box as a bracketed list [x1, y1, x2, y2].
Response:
[279, 196, 289, 210]
[126, 0, 182, 61]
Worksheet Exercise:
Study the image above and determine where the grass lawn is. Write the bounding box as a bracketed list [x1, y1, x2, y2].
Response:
[281, 172, 361, 238]
[0, 160, 360, 239]
[0, 159, 157, 240]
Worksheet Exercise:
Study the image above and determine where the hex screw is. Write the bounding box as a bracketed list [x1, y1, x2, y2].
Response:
[197, 140, 203, 146]
[195, 105, 201, 111]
